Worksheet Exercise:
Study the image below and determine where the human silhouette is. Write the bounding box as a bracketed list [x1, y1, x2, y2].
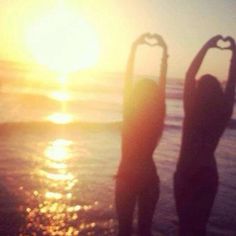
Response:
[174, 35, 236, 236]
[115, 33, 168, 236]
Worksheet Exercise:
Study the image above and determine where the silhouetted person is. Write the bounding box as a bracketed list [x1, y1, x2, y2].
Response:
[115, 33, 168, 236]
[174, 35, 236, 236]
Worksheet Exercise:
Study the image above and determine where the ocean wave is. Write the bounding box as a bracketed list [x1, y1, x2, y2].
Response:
[0, 120, 183, 133]
[0, 121, 122, 133]
[0, 118, 235, 133]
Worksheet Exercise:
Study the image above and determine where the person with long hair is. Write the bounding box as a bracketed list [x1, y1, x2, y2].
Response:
[174, 35, 236, 236]
[115, 33, 168, 236]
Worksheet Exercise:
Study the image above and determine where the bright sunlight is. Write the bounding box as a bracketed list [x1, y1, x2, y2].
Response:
[47, 112, 74, 124]
[26, 2, 100, 74]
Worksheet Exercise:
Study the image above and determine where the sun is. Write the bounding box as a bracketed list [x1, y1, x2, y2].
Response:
[26, 2, 100, 73]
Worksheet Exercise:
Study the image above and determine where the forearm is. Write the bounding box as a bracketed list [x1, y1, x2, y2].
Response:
[124, 45, 136, 99]
[125, 45, 136, 79]
[186, 44, 209, 79]
[184, 43, 209, 109]
[123, 44, 137, 117]
[183, 45, 209, 112]
[224, 50, 236, 112]
[227, 51, 236, 85]
[159, 47, 168, 100]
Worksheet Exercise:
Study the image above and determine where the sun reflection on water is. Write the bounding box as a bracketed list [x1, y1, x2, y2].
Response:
[44, 139, 73, 161]
[17, 135, 117, 236]
[50, 90, 72, 101]
[46, 72, 75, 125]
[46, 160, 67, 169]
[47, 112, 74, 124]
[21, 139, 82, 235]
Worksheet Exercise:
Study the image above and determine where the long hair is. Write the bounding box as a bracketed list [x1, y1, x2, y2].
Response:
[196, 74, 224, 123]
[129, 79, 161, 132]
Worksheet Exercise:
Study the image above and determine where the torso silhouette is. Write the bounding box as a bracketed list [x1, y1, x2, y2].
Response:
[177, 98, 229, 177]
[118, 86, 165, 183]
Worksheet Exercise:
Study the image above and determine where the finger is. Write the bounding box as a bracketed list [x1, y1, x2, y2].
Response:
[135, 33, 147, 43]
[207, 35, 222, 48]
[146, 42, 158, 47]
[225, 36, 235, 50]
[210, 35, 223, 45]
[213, 34, 223, 40]
[141, 32, 150, 38]
[152, 33, 162, 40]
[224, 36, 235, 45]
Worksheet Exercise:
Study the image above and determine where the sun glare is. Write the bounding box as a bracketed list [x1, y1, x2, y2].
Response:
[50, 91, 72, 101]
[47, 112, 73, 124]
[26, 2, 100, 74]
[44, 139, 73, 162]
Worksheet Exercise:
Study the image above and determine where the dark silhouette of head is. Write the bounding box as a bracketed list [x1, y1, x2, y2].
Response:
[196, 74, 224, 121]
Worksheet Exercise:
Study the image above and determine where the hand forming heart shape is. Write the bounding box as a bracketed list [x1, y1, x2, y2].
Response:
[144, 34, 160, 47]
[216, 37, 231, 50]
[134, 33, 166, 49]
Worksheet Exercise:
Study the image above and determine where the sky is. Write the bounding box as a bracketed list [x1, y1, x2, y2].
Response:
[0, 0, 235, 79]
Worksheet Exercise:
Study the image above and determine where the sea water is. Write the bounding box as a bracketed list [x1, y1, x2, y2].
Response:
[0, 73, 235, 235]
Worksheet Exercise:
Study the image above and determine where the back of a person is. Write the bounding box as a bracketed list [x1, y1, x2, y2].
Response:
[116, 33, 168, 236]
[174, 35, 236, 236]
[178, 75, 227, 173]
[122, 79, 164, 164]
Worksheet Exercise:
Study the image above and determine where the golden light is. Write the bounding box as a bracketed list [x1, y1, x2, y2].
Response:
[47, 112, 73, 124]
[58, 75, 67, 84]
[45, 191, 63, 200]
[50, 91, 72, 101]
[45, 172, 74, 181]
[26, 2, 100, 74]
[26, 137, 80, 236]
[44, 139, 73, 161]
[46, 160, 67, 170]
[67, 205, 82, 213]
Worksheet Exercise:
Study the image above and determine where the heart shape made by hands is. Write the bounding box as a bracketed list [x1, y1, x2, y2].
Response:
[217, 37, 231, 50]
[144, 34, 159, 47]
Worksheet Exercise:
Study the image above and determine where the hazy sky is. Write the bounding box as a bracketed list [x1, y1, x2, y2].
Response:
[0, 0, 235, 79]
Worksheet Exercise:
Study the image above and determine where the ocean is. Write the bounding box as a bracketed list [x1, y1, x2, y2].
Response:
[0, 71, 235, 236]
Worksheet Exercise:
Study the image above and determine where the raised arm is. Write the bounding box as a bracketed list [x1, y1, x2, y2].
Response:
[154, 34, 168, 105]
[184, 35, 222, 113]
[123, 33, 149, 119]
[223, 36, 236, 119]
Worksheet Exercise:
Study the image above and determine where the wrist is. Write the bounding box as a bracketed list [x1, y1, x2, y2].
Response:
[162, 50, 169, 60]
[130, 44, 137, 54]
[203, 43, 210, 51]
[231, 51, 236, 60]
